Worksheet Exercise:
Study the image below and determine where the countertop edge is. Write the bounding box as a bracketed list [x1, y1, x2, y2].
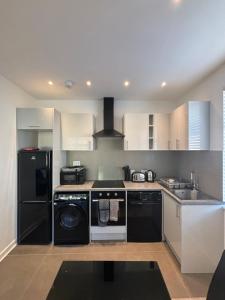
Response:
[54, 181, 223, 206]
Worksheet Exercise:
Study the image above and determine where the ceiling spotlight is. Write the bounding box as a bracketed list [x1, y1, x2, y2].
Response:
[48, 81, 53, 86]
[124, 81, 130, 87]
[161, 81, 167, 88]
[86, 80, 92, 87]
[173, 0, 181, 5]
[64, 80, 75, 89]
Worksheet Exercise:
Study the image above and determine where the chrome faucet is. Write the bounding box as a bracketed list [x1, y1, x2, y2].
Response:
[190, 171, 198, 190]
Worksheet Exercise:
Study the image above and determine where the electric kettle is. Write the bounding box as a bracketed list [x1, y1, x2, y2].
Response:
[146, 170, 156, 182]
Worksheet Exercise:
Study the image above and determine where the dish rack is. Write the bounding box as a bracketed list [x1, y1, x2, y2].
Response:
[160, 178, 192, 189]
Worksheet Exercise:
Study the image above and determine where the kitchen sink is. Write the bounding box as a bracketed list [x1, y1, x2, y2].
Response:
[170, 188, 215, 201]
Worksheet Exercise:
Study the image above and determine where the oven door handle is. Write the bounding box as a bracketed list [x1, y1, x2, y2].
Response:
[92, 199, 125, 202]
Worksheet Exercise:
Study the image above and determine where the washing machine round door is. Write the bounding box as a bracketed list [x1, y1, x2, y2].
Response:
[59, 204, 85, 230]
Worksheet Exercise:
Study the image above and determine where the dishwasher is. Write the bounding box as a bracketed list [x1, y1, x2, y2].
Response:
[127, 191, 162, 242]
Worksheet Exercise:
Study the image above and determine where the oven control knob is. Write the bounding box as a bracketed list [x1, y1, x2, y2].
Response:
[99, 193, 102, 197]
[114, 192, 118, 197]
[107, 193, 110, 197]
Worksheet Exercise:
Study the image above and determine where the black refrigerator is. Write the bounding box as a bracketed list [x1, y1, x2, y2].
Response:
[18, 150, 52, 244]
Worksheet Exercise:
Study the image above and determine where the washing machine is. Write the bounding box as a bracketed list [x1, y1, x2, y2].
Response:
[54, 192, 89, 245]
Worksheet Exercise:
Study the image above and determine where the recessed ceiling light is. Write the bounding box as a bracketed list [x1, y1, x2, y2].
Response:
[86, 80, 92, 87]
[48, 81, 53, 86]
[124, 81, 130, 87]
[161, 81, 167, 88]
[173, 0, 181, 5]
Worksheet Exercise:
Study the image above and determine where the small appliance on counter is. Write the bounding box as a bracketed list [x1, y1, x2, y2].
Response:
[122, 165, 131, 181]
[145, 170, 156, 182]
[132, 172, 145, 182]
[60, 166, 86, 185]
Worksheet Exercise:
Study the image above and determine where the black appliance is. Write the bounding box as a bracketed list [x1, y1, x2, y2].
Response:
[54, 192, 89, 245]
[122, 165, 131, 181]
[60, 166, 86, 185]
[145, 170, 156, 182]
[92, 180, 125, 189]
[17, 150, 52, 244]
[127, 191, 162, 242]
[93, 98, 124, 138]
[91, 190, 126, 226]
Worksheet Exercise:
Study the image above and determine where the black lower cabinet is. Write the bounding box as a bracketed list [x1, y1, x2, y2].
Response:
[127, 191, 162, 242]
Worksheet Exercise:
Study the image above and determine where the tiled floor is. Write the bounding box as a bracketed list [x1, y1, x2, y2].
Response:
[0, 243, 211, 300]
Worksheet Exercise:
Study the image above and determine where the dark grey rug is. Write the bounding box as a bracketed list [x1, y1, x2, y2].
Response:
[47, 261, 171, 300]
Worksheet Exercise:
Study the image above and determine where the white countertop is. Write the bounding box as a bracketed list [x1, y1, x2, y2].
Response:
[54, 181, 222, 205]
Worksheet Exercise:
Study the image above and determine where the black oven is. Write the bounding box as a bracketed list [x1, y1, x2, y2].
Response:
[91, 191, 126, 226]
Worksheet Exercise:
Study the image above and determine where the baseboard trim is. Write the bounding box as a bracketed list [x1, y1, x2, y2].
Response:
[0, 240, 17, 262]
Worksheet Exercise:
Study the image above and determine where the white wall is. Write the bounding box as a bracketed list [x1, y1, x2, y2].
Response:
[0, 74, 36, 259]
[177, 62, 225, 150]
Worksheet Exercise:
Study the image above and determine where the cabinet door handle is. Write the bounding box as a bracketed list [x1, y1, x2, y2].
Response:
[46, 153, 48, 167]
[29, 125, 40, 128]
[89, 141, 91, 150]
[176, 205, 180, 218]
[126, 140, 128, 150]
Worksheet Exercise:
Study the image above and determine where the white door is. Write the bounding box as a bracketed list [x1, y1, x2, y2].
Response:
[61, 113, 94, 151]
[154, 113, 170, 150]
[177, 104, 188, 150]
[170, 110, 179, 150]
[163, 192, 181, 260]
[17, 108, 53, 130]
[123, 114, 149, 150]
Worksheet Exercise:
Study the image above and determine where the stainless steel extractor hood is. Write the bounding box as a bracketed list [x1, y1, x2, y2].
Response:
[93, 97, 124, 138]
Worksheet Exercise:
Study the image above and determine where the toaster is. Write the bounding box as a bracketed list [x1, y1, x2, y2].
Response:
[132, 172, 146, 182]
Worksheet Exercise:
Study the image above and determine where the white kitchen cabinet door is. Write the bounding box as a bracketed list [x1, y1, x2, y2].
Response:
[169, 101, 210, 150]
[177, 104, 188, 150]
[188, 101, 210, 150]
[61, 113, 95, 151]
[17, 108, 54, 130]
[163, 192, 181, 260]
[170, 105, 188, 150]
[154, 113, 170, 150]
[123, 113, 149, 150]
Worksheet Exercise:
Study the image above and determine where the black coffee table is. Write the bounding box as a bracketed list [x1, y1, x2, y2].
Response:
[47, 261, 171, 300]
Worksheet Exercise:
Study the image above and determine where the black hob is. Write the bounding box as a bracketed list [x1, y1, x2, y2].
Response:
[92, 180, 125, 188]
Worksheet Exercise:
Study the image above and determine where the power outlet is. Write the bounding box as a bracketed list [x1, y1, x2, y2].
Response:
[73, 160, 81, 166]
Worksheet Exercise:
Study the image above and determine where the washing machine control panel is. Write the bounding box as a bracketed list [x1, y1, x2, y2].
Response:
[54, 192, 89, 201]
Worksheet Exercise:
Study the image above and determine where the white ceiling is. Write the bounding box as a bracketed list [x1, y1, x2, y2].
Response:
[0, 0, 225, 100]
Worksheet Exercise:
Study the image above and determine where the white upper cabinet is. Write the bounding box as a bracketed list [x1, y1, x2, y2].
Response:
[123, 113, 149, 150]
[61, 113, 95, 151]
[170, 101, 210, 150]
[123, 113, 170, 151]
[17, 108, 54, 130]
[154, 113, 170, 150]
